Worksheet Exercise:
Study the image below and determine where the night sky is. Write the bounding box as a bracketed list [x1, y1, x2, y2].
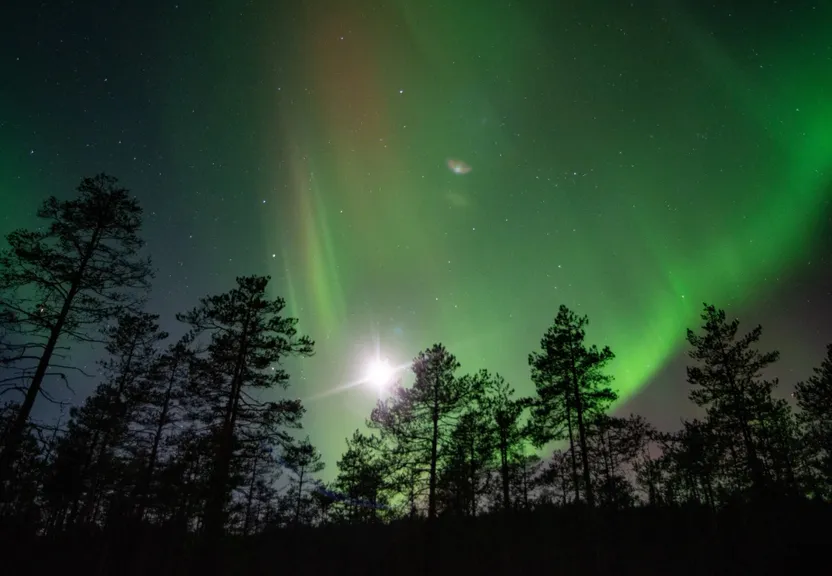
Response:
[2, 0, 831, 480]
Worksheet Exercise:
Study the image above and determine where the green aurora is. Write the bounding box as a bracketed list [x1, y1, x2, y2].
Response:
[2, 0, 830, 477]
[250, 0, 831, 466]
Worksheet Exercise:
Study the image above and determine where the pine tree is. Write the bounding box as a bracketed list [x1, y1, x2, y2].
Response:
[333, 430, 388, 524]
[237, 439, 281, 535]
[481, 371, 528, 511]
[756, 397, 800, 494]
[42, 394, 113, 529]
[509, 453, 543, 510]
[130, 334, 194, 521]
[437, 394, 494, 517]
[528, 305, 617, 507]
[686, 304, 780, 496]
[586, 414, 648, 508]
[0, 402, 45, 523]
[79, 311, 166, 523]
[793, 343, 832, 496]
[370, 343, 468, 520]
[622, 414, 660, 505]
[662, 419, 721, 506]
[154, 427, 215, 530]
[282, 437, 324, 526]
[177, 275, 313, 544]
[0, 174, 153, 492]
[539, 449, 575, 506]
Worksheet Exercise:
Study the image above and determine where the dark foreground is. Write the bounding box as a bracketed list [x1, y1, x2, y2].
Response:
[3, 501, 824, 576]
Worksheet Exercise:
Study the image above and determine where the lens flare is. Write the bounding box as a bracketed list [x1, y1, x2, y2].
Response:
[366, 358, 393, 389]
[447, 158, 472, 174]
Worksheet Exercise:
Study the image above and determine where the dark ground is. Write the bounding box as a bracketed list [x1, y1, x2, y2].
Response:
[3, 499, 824, 576]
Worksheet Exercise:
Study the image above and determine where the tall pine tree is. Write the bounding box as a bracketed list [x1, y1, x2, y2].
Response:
[479, 370, 527, 511]
[686, 304, 780, 497]
[528, 305, 617, 507]
[177, 276, 313, 547]
[370, 343, 468, 520]
[0, 174, 153, 492]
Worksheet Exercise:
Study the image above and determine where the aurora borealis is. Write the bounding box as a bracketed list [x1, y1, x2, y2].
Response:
[2, 0, 830, 477]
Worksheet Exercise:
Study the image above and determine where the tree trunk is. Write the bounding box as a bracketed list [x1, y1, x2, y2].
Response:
[199, 314, 251, 576]
[80, 339, 138, 523]
[294, 467, 305, 526]
[0, 283, 78, 495]
[0, 225, 100, 496]
[721, 345, 767, 495]
[133, 354, 180, 521]
[500, 436, 510, 510]
[243, 452, 259, 536]
[568, 335, 595, 508]
[202, 317, 249, 540]
[428, 376, 440, 520]
[469, 438, 477, 517]
[564, 399, 580, 504]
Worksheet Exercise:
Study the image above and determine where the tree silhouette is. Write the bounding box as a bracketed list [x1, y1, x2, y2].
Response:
[539, 449, 575, 506]
[370, 343, 467, 520]
[129, 333, 194, 521]
[794, 343, 832, 496]
[36, 312, 164, 530]
[0, 401, 45, 522]
[480, 371, 528, 511]
[234, 438, 281, 535]
[3, 178, 832, 574]
[529, 305, 617, 507]
[623, 414, 660, 505]
[176, 275, 313, 549]
[686, 304, 781, 497]
[0, 174, 153, 493]
[586, 414, 641, 508]
[509, 453, 544, 510]
[660, 419, 722, 506]
[81, 311, 166, 524]
[333, 430, 388, 523]
[437, 396, 493, 516]
[282, 437, 325, 526]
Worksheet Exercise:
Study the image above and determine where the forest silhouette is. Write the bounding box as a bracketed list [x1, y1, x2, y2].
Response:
[1, 174, 829, 575]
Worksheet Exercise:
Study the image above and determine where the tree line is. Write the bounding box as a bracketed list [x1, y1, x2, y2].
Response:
[1, 174, 831, 572]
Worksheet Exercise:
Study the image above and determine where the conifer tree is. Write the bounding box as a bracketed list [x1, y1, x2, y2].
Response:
[539, 449, 575, 506]
[177, 275, 313, 543]
[43, 394, 114, 529]
[481, 371, 528, 510]
[509, 453, 543, 510]
[586, 414, 648, 508]
[439, 370, 527, 514]
[793, 343, 832, 495]
[0, 402, 45, 521]
[528, 305, 617, 507]
[39, 312, 165, 528]
[238, 439, 281, 535]
[130, 334, 194, 520]
[282, 437, 325, 526]
[333, 430, 388, 523]
[686, 304, 780, 496]
[370, 343, 467, 520]
[438, 396, 494, 516]
[80, 311, 166, 522]
[663, 419, 721, 506]
[0, 174, 153, 491]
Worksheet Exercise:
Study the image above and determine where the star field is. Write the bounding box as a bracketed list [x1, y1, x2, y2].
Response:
[1, 0, 831, 478]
